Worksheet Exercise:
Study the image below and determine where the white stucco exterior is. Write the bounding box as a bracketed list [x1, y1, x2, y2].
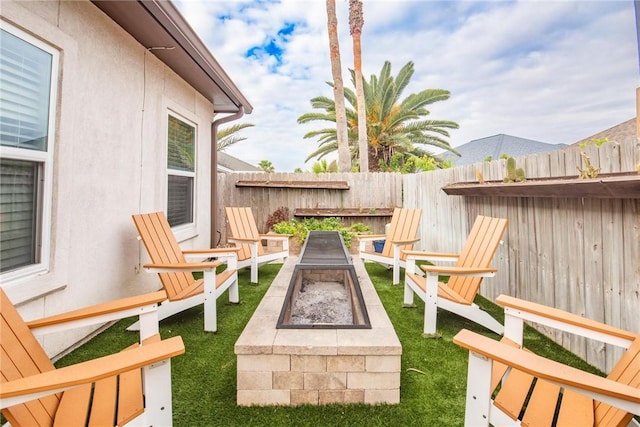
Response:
[0, 0, 231, 357]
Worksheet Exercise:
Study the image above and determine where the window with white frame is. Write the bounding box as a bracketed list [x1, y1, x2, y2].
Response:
[0, 25, 57, 277]
[167, 113, 195, 228]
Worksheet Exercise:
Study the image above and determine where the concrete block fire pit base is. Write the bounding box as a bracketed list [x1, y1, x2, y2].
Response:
[234, 256, 402, 406]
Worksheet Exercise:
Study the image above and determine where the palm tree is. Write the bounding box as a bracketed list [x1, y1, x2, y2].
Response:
[258, 160, 275, 173]
[217, 122, 255, 151]
[349, 0, 368, 172]
[311, 159, 338, 174]
[325, 0, 351, 172]
[298, 61, 460, 171]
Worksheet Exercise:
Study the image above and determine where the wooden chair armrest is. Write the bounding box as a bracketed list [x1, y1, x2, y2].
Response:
[142, 261, 221, 272]
[389, 238, 420, 245]
[228, 237, 259, 243]
[259, 234, 292, 239]
[453, 329, 640, 410]
[183, 248, 241, 255]
[496, 295, 639, 343]
[403, 250, 459, 262]
[26, 291, 167, 330]
[355, 234, 387, 241]
[0, 336, 185, 407]
[421, 265, 497, 276]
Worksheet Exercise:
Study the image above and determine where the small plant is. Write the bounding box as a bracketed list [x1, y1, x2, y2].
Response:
[503, 157, 526, 183]
[577, 151, 601, 179]
[350, 222, 370, 233]
[265, 206, 290, 231]
[576, 138, 607, 179]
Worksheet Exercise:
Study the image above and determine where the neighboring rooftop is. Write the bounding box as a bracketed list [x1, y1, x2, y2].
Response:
[444, 134, 566, 166]
[218, 151, 261, 172]
[572, 117, 637, 146]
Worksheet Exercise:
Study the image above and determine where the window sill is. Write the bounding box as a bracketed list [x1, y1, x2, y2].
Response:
[172, 224, 198, 243]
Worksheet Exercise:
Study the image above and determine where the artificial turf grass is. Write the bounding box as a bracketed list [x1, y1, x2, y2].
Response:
[54, 262, 604, 426]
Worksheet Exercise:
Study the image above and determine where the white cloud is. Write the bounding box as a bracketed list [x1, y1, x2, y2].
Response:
[175, 0, 638, 171]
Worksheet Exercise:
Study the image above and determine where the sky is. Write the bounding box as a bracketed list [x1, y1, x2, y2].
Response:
[174, 0, 639, 172]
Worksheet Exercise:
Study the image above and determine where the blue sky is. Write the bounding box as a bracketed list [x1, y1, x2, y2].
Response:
[175, 0, 639, 172]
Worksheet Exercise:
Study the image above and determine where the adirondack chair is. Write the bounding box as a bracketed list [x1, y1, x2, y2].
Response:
[357, 207, 422, 285]
[225, 207, 290, 284]
[129, 211, 240, 332]
[453, 295, 640, 427]
[403, 215, 507, 336]
[0, 288, 185, 427]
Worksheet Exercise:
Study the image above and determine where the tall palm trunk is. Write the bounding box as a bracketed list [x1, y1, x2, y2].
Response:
[326, 0, 351, 172]
[349, 0, 368, 172]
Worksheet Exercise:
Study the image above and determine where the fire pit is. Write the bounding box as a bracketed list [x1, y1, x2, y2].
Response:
[235, 232, 402, 406]
[277, 231, 370, 329]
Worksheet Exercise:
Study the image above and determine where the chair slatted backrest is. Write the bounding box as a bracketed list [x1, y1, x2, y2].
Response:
[1, 288, 60, 427]
[449, 216, 508, 303]
[132, 212, 193, 300]
[225, 207, 265, 261]
[380, 208, 422, 260]
[594, 336, 640, 426]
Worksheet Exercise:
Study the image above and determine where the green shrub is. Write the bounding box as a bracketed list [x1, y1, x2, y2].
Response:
[271, 217, 370, 248]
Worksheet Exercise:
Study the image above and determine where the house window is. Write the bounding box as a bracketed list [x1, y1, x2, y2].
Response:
[167, 114, 195, 228]
[0, 25, 57, 277]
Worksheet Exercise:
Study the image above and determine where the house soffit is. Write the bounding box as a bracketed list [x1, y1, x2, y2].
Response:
[91, 0, 252, 114]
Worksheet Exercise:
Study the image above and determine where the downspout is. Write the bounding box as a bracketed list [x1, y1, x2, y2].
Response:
[211, 106, 245, 247]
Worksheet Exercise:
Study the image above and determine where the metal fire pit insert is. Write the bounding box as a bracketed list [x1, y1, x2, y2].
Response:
[277, 231, 371, 329]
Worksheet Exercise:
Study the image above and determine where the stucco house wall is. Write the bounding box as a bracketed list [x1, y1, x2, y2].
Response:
[1, 0, 223, 357]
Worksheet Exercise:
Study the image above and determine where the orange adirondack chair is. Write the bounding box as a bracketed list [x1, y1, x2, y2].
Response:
[130, 212, 240, 332]
[454, 295, 640, 427]
[356, 207, 422, 285]
[0, 288, 184, 426]
[403, 215, 508, 336]
[225, 207, 290, 284]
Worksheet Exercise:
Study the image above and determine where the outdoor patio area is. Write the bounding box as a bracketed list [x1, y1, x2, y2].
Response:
[54, 263, 605, 426]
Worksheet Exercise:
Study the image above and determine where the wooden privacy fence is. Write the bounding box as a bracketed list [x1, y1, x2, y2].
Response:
[216, 172, 403, 245]
[217, 139, 639, 373]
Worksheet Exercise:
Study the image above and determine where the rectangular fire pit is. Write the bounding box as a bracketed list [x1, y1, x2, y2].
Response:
[277, 231, 370, 329]
[235, 232, 402, 406]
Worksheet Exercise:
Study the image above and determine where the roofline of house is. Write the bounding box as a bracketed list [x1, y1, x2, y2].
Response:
[92, 0, 253, 114]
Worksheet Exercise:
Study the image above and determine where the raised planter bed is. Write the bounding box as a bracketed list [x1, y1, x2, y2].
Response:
[294, 208, 394, 217]
[235, 180, 349, 190]
[441, 172, 640, 199]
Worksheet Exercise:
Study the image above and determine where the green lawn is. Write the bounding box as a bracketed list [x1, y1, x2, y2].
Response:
[56, 263, 601, 426]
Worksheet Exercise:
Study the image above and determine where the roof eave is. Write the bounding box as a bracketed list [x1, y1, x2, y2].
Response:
[91, 0, 252, 114]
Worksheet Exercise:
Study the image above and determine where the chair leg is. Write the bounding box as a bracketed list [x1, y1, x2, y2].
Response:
[250, 242, 259, 284]
[403, 280, 415, 307]
[228, 273, 239, 304]
[392, 245, 401, 285]
[203, 269, 217, 332]
[142, 359, 174, 426]
[227, 256, 239, 304]
[463, 351, 493, 427]
[423, 273, 439, 336]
